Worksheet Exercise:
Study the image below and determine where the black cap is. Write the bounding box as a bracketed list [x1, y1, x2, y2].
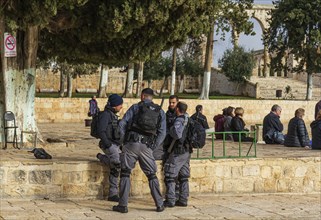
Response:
[141, 88, 154, 96]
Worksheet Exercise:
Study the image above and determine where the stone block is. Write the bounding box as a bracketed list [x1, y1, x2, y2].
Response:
[302, 177, 314, 193]
[83, 170, 102, 183]
[223, 179, 254, 193]
[289, 179, 303, 192]
[190, 165, 207, 178]
[45, 185, 63, 199]
[63, 171, 83, 184]
[51, 170, 63, 184]
[214, 179, 223, 193]
[295, 166, 307, 177]
[277, 179, 290, 192]
[231, 167, 242, 178]
[272, 166, 282, 179]
[25, 185, 48, 197]
[215, 165, 231, 178]
[29, 170, 52, 184]
[283, 166, 295, 178]
[264, 179, 277, 192]
[86, 183, 103, 197]
[242, 165, 260, 176]
[8, 170, 27, 184]
[261, 166, 272, 178]
[63, 184, 86, 197]
[253, 180, 264, 192]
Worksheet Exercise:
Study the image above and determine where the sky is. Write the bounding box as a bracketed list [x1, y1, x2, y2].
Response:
[213, 0, 273, 67]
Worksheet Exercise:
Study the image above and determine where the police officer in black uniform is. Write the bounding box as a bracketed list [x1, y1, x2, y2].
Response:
[153, 95, 179, 160]
[112, 88, 166, 213]
[164, 101, 191, 208]
[96, 94, 123, 202]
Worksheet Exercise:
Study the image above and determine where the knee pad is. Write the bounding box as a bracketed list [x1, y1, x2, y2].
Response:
[165, 177, 175, 183]
[120, 169, 131, 178]
[110, 168, 119, 178]
[178, 176, 189, 183]
[147, 173, 157, 181]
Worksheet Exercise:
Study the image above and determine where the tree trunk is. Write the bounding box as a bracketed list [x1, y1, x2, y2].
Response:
[0, 23, 39, 144]
[124, 63, 134, 97]
[178, 74, 185, 93]
[231, 26, 239, 48]
[98, 64, 108, 98]
[159, 76, 168, 97]
[136, 61, 144, 97]
[59, 69, 66, 97]
[170, 46, 177, 95]
[199, 25, 214, 100]
[306, 72, 313, 100]
[148, 79, 153, 88]
[67, 74, 73, 98]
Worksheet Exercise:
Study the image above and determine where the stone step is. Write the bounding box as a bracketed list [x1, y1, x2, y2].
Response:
[0, 145, 320, 199]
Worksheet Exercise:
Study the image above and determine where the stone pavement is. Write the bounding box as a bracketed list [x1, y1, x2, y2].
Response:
[1, 193, 321, 219]
[1, 122, 320, 163]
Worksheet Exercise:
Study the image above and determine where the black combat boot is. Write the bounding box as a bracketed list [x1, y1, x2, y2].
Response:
[112, 205, 128, 213]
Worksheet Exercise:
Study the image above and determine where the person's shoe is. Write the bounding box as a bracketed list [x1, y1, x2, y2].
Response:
[163, 200, 175, 208]
[156, 205, 165, 212]
[175, 201, 188, 207]
[304, 146, 312, 150]
[108, 195, 119, 202]
[112, 205, 128, 213]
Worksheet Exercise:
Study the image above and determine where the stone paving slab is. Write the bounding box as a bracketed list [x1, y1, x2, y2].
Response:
[1, 193, 320, 219]
[1, 123, 320, 163]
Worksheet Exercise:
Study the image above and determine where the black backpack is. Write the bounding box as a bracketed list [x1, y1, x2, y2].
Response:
[186, 118, 206, 149]
[131, 101, 161, 136]
[90, 111, 102, 138]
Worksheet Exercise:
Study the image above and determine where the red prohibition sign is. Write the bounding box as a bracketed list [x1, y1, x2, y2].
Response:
[5, 35, 16, 50]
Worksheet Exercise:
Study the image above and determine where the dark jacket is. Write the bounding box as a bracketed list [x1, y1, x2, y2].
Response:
[213, 114, 225, 139]
[231, 116, 253, 142]
[166, 108, 176, 131]
[263, 112, 284, 144]
[284, 117, 310, 147]
[163, 108, 177, 148]
[315, 100, 321, 119]
[97, 105, 120, 148]
[311, 120, 321, 149]
[191, 112, 209, 129]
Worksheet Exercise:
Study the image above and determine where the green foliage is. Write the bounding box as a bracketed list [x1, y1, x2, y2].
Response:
[266, 0, 321, 74]
[218, 47, 255, 83]
[143, 57, 172, 81]
[37, 59, 99, 78]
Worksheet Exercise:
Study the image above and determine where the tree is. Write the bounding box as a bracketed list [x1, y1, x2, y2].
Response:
[98, 65, 108, 98]
[219, 46, 255, 94]
[266, 0, 321, 100]
[199, 0, 254, 99]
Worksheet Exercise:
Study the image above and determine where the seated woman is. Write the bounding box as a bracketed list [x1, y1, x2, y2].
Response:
[231, 107, 254, 142]
[191, 105, 209, 129]
[284, 108, 310, 148]
[310, 110, 321, 150]
[223, 106, 235, 140]
[213, 108, 226, 139]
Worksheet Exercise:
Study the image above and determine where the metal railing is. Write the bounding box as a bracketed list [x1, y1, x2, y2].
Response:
[192, 130, 257, 160]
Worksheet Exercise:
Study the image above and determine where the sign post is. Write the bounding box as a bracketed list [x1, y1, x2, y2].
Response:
[4, 33, 17, 57]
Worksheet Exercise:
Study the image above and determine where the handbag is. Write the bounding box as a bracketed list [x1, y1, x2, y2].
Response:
[272, 131, 285, 144]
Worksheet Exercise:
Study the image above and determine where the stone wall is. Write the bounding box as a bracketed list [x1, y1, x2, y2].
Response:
[288, 71, 321, 88]
[35, 98, 318, 127]
[36, 69, 199, 94]
[209, 69, 257, 97]
[0, 157, 319, 198]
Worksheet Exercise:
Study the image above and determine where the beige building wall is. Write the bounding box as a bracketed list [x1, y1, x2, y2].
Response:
[35, 98, 318, 128]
